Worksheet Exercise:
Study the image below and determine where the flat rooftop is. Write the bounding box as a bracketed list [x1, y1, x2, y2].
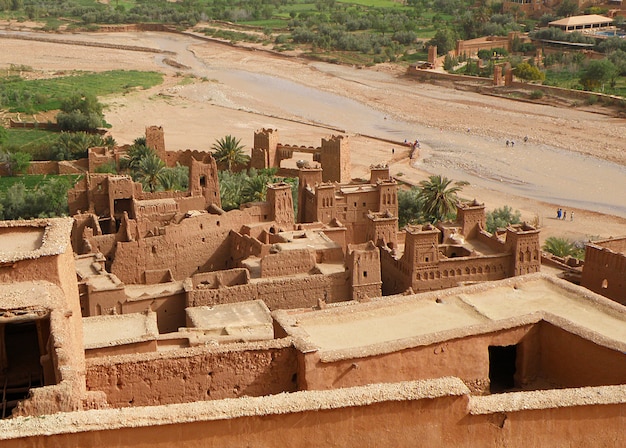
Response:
[274, 230, 341, 251]
[83, 312, 159, 349]
[0, 218, 72, 263]
[275, 274, 626, 358]
[184, 300, 273, 343]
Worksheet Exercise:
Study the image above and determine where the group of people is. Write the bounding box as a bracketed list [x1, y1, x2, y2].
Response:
[506, 136, 529, 147]
[557, 208, 573, 221]
[404, 139, 420, 149]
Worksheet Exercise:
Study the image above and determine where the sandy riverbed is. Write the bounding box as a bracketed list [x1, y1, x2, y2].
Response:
[0, 23, 625, 245]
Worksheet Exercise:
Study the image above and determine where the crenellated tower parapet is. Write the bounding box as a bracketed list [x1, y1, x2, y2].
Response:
[321, 135, 350, 183]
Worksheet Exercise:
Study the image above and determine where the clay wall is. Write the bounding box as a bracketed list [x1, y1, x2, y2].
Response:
[410, 254, 511, 292]
[538, 321, 626, 386]
[84, 282, 126, 316]
[260, 249, 316, 278]
[26, 160, 59, 175]
[123, 293, 187, 334]
[2, 386, 625, 448]
[456, 35, 512, 57]
[85, 340, 158, 359]
[230, 231, 266, 264]
[191, 269, 249, 289]
[300, 321, 626, 393]
[85, 342, 298, 407]
[349, 243, 382, 300]
[581, 239, 626, 305]
[379, 247, 412, 295]
[187, 271, 351, 310]
[407, 65, 623, 106]
[0, 160, 86, 176]
[1, 385, 623, 448]
[301, 325, 535, 393]
[108, 206, 273, 284]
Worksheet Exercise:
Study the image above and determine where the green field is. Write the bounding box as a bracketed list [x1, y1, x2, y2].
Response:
[0, 174, 82, 193]
[0, 70, 163, 113]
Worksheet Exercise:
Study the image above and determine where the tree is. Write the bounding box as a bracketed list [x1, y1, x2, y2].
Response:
[218, 170, 246, 210]
[212, 135, 249, 172]
[485, 205, 522, 233]
[136, 152, 165, 193]
[417, 175, 468, 223]
[514, 62, 545, 82]
[0, 150, 30, 176]
[556, 0, 578, 18]
[579, 59, 618, 91]
[51, 132, 102, 160]
[542, 236, 585, 260]
[428, 29, 457, 56]
[56, 93, 105, 132]
[123, 142, 154, 174]
[0, 125, 7, 146]
[158, 164, 189, 191]
[397, 187, 423, 227]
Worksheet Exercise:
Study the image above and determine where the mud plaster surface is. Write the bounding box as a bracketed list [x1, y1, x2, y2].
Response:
[286, 275, 626, 353]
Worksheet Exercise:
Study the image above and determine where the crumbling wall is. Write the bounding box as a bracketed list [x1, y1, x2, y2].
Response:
[188, 271, 351, 310]
[85, 342, 298, 407]
[260, 249, 316, 278]
[110, 208, 268, 284]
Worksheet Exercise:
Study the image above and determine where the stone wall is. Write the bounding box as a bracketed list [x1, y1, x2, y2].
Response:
[85, 341, 298, 407]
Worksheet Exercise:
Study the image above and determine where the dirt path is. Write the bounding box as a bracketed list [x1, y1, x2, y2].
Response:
[1, 24, 625, 245]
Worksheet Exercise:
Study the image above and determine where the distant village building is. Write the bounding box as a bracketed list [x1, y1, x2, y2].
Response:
[548, 14, 614, 32]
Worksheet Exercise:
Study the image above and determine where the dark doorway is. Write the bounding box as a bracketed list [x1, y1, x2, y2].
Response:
[1, 320, 46, 418]
[488, 345, 517, 393]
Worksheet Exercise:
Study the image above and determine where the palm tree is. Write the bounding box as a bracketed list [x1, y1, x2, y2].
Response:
[417, 174, 468, 223]
[542, 237, 585, 260]
[242, 175, 270, 203]
[124, 143, 154, 176]
[218, 170, 245, 211]
[137, 152, 165, 193]
[211, 135, 249, 172]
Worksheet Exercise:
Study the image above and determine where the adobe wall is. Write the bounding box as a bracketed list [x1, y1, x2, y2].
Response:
[1, 380, 622, 447]
[260, 249, 316, 278]
[187, 271, 351, 310]
[538, 321, 626, 387]
[300, 325, 536, 393]
[86, 287, 187, 334]
[581, 240, 626, 305]
[85, 342, 298, 407]
[380, 248, 512, 295]
[109, 208, 266, 284]
[456, 36, 511, 57]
